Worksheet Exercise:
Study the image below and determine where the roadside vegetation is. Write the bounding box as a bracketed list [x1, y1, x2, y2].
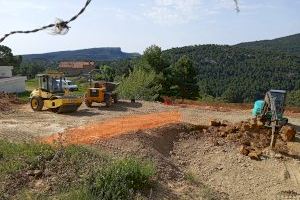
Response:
[25, 78, 38, 91]
[287, 90, 300, 107]
[0, 140, 155, 199]
[116, 67, 162, 101]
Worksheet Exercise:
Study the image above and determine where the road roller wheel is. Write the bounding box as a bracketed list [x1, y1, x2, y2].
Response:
[30, 96, 44, 111]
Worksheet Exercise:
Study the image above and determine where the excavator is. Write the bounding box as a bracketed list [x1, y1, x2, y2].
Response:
[30, 73, 83, 113]
[252, 90, 288, 147]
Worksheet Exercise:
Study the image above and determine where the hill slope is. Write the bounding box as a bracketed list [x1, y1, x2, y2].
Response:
[22, 47, 140, 61]
[235, 33, 300, 57]
[162, 44, 300, 102]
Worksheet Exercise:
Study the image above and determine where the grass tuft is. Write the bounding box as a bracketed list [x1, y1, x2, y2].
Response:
[88, 158, 155, 200]
[0, 140, 54, 175]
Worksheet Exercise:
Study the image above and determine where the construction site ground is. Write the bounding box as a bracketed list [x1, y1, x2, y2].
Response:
[1, 100, 300, 199]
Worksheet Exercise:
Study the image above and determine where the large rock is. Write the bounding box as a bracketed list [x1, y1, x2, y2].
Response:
[280, 125, 296, 142]
[225, 125, 238, 134]
[248, 150, 262, 160]
[221, 120, 230, 126]
[250, 118, 257, 126]
[210, 120, 221, 127]
[257, 120, 265, 128]
[239, 145, 249, 156]
[241, 124, 251, 132]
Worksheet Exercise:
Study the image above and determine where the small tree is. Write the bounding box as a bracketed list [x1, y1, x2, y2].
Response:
[116, 67, 162, 101]
[0, 45, 22, 72]
[172, 55, 198, 100]
[143, 45, 169, 74]
[94, 65, 115, 81]
[221, 86, 242, 103]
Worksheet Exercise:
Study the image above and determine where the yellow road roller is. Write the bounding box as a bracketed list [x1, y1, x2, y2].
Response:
[30, 73, 83, 113]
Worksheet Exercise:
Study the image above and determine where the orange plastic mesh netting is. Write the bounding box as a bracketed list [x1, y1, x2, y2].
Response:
[42, 111, 182, 145]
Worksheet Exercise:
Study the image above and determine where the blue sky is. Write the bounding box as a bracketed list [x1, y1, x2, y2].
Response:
[0, 0, 299, 55]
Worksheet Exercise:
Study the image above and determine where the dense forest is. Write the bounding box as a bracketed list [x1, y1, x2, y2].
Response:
[163, 44, 300, 103]
[236, 33, 300, 57]
[99, 44, 300, 105]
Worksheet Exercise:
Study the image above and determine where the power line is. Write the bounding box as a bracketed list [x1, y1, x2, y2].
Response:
[0, 0, 240, 44]
[0, 0, 92, 43]
[234, 0, 240, 13]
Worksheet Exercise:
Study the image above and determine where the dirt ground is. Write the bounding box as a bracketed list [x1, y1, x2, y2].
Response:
[1, 100, 300, 199]
[95, 124, 300, 200]
[0, 101, 268, 140]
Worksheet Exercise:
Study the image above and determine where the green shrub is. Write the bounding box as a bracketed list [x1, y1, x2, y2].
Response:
[88, 158, 155, 200]
[287, 90, 300, 107]
[116, 67, 162, 101]
[25, 78, 39, 91]
[16, 91, 31, 102]
[0, 140, 54, 175]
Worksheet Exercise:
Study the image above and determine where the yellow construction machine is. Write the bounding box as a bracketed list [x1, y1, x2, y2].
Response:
[30, 73, 83, 113]
[84, 69, 118, 108]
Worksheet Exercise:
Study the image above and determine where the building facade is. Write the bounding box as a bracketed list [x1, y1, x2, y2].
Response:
[0, 66, 27, 93]
[59, 61, 95, 76]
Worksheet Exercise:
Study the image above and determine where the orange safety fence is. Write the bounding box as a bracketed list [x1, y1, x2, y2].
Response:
[42, 111, 182, 145]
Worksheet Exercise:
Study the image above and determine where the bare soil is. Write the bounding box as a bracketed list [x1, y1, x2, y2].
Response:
[42, 111, 181, 145]
[94, 123, 300, 200]
[1, 100, 300, 199]
[0, 92, 23, 112]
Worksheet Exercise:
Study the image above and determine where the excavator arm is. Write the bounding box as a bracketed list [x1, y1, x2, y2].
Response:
[253, 90, 288, 148]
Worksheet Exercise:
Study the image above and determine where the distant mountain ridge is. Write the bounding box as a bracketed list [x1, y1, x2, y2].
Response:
[235, 33, 300, 57]
[22, 47, 140, 62]
[21, 33, 300, 62]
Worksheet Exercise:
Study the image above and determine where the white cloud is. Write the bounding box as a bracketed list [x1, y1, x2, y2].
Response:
[145, 0, 204, 25]
[144, 0, 242, 25]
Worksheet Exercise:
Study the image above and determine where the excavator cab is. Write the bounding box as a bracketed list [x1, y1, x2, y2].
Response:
[252, 90, 288, 126]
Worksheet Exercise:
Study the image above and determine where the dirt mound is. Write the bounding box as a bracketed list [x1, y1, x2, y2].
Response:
[95, 123, 204, 180]
[0, 92, 23, 112]
[94, 123, 228, 199]
[95, 123, 191, 180]
[205, 119, 297, 160]
[42, 111, 182, 145]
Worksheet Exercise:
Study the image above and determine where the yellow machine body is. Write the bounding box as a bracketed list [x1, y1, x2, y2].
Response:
[84, 70, 119, 108]
[84, 86, 112, 107]
[43, 97, 82, 109]
[85, 88, 106, 103]
[30, 73, 83, 113]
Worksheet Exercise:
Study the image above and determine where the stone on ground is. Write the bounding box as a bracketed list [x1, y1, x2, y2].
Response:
[280, 125, 296, 142]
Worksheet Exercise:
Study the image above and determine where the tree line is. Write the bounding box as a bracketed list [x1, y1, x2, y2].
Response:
[1, 44, 299, 106]
[98, 44, 300, 106]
